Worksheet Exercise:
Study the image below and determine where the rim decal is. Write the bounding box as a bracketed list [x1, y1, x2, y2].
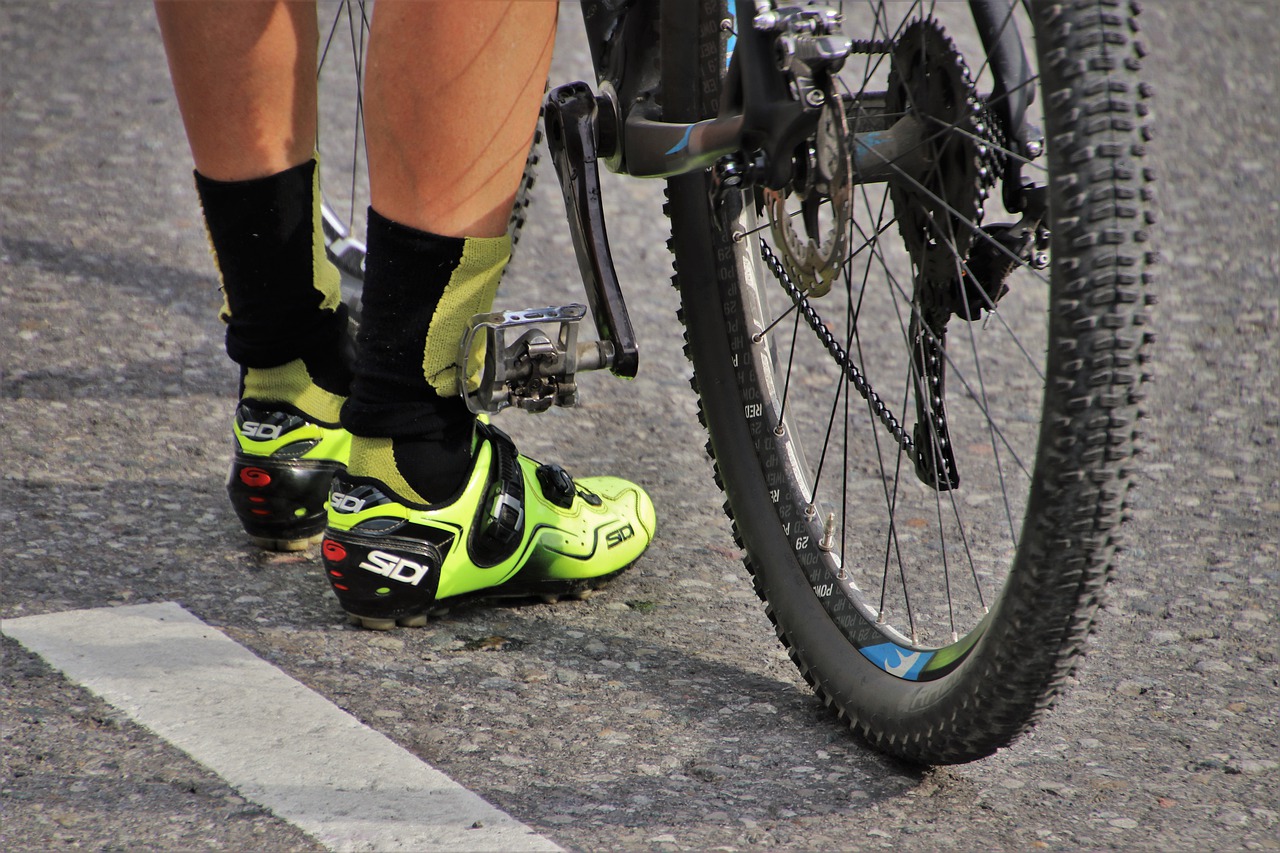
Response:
[858, 643, 934, 680]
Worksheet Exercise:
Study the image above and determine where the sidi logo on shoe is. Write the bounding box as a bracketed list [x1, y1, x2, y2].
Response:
[606, 523, 635, 549]
[330, 491, 367, 514]
[359, 550, 432, 586]
[241, 421, 283, 441]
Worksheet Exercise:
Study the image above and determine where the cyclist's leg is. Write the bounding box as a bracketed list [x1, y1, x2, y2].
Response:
[364, 0, 553, 239]
[157, 1, 351, 550]
[340, 0, 557, 499]
[325, 1, 654, 626]
[155, 0, 316, 181]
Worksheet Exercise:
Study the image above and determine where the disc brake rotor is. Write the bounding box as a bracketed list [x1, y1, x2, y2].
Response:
[763, 77, 852, 298]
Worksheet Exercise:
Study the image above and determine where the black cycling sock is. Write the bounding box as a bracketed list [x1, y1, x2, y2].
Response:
[195, 160, 350, 398]
[342, 208, 509, 503]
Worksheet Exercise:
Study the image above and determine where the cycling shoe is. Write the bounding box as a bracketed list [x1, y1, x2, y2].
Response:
[227, 402, 351, 551]
[321, 423, 654, 629]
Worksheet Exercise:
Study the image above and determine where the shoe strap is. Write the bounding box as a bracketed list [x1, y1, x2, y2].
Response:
[467, 423, 526, 567]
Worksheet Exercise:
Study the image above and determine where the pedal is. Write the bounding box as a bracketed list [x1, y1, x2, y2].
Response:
[460, 305, 616, 415]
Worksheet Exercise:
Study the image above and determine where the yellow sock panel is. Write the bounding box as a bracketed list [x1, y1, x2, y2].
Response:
[346, 437, 430, 505]
[422, 235, 512, 396]
[243, 359, 346, 425]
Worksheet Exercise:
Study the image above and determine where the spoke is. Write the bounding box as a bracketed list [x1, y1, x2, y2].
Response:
[932, 448, 956, 641]
[741, 195, 828, 240]
[810, 210, 882, 513]
[851, 189, 920, 635]
[921, 77, 1046, 172]
[849, 187, 893, 327]
[929, 215, 995, 612]
[855, 159, 1034, 550]
[863, 141, 1050, 384]
[944, 220, 1025, 549]
[916, 199, 1046, 382]
[774, 302, 805, 445]
[346, 0, 369, 229]
[753, 288, 804, 342]
[768, 0, 1048, 644]
[882, 362, 918, 641]
[884, 254, 1036, 483]
[810, 346, 850, 518]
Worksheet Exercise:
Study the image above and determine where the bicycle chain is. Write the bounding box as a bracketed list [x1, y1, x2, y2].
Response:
[759, 238, 919, 464]
[753, 20, 1011, 474]
[891, 19, 1007, 489]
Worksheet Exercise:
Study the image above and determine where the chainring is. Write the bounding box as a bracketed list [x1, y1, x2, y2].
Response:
[887, 18, 998, 290]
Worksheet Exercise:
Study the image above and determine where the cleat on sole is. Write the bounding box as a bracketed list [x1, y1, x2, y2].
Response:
[348, 613, 397, 631]
[252, 532, 323, 553]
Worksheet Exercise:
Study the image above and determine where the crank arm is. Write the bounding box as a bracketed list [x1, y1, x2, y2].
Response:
[544, 82, 639, 379]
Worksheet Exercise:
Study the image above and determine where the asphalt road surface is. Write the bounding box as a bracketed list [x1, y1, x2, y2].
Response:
[2, 2, 1277, 850]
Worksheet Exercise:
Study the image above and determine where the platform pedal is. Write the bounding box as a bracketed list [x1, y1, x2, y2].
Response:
[461, 304, 616, 415]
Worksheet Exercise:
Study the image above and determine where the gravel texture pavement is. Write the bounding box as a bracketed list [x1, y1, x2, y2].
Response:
[1, 2, 1276, 850]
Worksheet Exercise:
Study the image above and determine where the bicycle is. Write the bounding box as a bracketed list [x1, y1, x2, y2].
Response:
[315, 0, 1156, 765]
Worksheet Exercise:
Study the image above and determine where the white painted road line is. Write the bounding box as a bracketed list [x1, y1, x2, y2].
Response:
[2, 602, 561, 853]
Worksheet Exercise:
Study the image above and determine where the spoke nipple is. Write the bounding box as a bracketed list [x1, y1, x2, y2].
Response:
[819, 512, 836, 552]
[731, 229, 746, 243]
[774, 424, 786, 436]
[805, 503, 817, 519]
[751, 332, 763, 344]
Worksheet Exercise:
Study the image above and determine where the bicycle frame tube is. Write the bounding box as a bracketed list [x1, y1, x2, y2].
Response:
[971, 0, 1034, 153]
[583, 0, 1036, 192]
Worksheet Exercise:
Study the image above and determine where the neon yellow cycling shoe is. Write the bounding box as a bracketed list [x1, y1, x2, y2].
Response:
[226, 403, 351, 551]
[320, 423, 655, 629]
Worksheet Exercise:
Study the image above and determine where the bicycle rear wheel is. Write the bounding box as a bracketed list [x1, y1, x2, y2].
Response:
[665, 0, 1156, 763]
[315, 0, 539, 302]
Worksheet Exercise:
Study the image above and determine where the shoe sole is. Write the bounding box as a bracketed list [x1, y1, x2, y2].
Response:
[342, 567, 627, 631]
